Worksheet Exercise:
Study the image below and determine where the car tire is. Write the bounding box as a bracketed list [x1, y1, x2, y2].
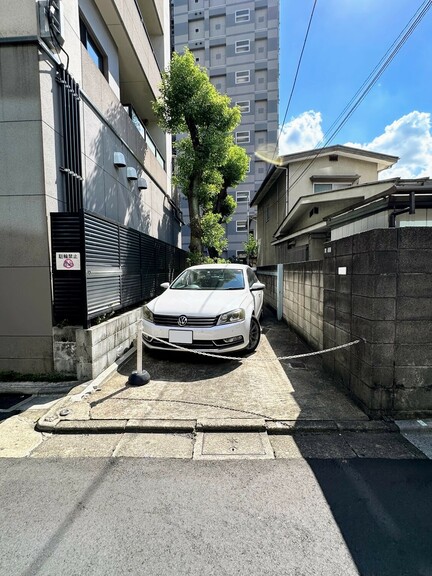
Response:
[245, 316, 261, 354]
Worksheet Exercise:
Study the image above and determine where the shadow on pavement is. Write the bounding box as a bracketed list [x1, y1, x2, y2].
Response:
[307, 459, 432, 576]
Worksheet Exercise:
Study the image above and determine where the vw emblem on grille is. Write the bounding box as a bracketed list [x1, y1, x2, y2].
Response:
[177, 315, 188, 327]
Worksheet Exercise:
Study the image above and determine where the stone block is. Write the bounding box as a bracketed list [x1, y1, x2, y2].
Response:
[371, 366, 394, 389]
[398, 273, 432, 297]
[334, 358, 351, 387]
[335, 308, 351, 333]
[396, 321, 432, 343]
[364, 342, 395, 367]
[353, 229, 398, 253]
[393, 388, 432, 413]
[323, 257, 335, 275]
[335, 275, 352, 297]
[398, 227, 432, 250]
[324, 273, 335, 291]
[395, 344, 432, 367]
[351, 316, 395, 344]
[350, 354, 372, 383]
[335, 236, 353, 256]
[399, 250, 432, 273]
[335, 291, 351, 313]
[395, 366, 432, 389]
[352, 295, 396, 321]
[352, 252, 398, 275]
[397, 297, 432, 321]
[323, 321, 335, 342]
[323, 306, 335, 324]
[352, 275, 397, 298]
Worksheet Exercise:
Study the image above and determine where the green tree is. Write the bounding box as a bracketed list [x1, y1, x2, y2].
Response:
[243, 233, 259, 264]
[153, 49, 248, 261]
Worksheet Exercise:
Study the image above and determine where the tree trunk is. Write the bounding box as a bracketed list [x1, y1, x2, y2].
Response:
[187, 186, 202, 256]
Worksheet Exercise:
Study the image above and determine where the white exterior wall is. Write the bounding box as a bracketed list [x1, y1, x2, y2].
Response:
[288, 156, 379, 212]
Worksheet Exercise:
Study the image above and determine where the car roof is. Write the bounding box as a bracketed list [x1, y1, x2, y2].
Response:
[187, 264, 251, 271]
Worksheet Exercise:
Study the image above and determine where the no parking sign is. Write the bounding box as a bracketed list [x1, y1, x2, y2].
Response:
[56, 252, 81, 271]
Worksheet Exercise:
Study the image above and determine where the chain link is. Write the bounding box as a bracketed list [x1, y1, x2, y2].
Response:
[141, 329, 362, 363]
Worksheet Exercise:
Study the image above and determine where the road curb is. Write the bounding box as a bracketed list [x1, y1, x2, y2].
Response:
[35, 417, 403, 435]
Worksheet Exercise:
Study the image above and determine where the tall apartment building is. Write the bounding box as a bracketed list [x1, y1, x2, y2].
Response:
[171, 0, 279, 260]
[0, 0, 183, 376]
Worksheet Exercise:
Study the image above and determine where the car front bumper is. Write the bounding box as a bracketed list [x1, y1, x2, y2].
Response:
[142, 319, 249, 353]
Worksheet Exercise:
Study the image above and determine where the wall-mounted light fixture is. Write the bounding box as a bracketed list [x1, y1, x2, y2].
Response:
[137, 177, 148, 190]
[126, 167, 138, 181]
[113, 152, 126, 168]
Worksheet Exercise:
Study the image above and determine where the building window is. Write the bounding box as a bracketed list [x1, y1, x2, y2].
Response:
[265, 206, 270, 222]
[235, 40, 250, 53]
[79, 17, 105, 74]
[313, 183, 351, 193]
[235, 9, 250, 23]
[236, 131, 250, 144]
[236, 191, 250, 203]
[235, 70, 250, 84]
[236, 220, 248, 232]
[236, 100, 250, 113]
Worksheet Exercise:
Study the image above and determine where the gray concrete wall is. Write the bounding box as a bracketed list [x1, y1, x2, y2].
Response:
[323, 228, 432, 418]
[54, 306, 142, 381]
[258, 261, 324, 350]
[259, 230, 432, 417]
[0, 44, 54, 374]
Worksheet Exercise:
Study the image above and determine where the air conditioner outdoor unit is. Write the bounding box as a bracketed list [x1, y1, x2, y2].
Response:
[38, 0, 65, 48]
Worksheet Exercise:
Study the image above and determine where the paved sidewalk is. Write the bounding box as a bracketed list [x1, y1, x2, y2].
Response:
[36, 310, 396, 436]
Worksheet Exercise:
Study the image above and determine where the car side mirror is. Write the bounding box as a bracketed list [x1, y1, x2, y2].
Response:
[160, 282, 170, 290]
[250, 281, 265, 291]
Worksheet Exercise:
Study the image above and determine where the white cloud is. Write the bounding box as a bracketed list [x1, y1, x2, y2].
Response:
[345, 111, 432, 179]
[278, 111, 324, 155]
[278, 110, 432, 179]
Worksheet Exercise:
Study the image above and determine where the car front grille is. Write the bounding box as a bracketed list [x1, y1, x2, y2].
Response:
[153, 314, 218, 328]
[145, 338, 244, 350]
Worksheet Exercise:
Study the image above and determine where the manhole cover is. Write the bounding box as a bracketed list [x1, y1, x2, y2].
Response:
[194, 432, 274, 460]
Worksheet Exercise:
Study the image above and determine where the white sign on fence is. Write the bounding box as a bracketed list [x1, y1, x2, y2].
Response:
[56, 252, 81, 271]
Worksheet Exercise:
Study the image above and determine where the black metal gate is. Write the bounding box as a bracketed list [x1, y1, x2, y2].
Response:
[51, 211, 187, 326]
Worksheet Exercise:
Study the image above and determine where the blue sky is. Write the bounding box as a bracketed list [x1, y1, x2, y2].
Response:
[277, 0, 432, 178]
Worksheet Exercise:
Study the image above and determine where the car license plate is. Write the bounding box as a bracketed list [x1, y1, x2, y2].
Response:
[169, 330, 193, 344]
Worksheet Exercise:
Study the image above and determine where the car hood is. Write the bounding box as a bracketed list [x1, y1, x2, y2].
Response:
[148, 289, 250, 317]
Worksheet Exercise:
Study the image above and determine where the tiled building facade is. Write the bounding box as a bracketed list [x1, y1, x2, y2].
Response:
[171, 0, 279, 259]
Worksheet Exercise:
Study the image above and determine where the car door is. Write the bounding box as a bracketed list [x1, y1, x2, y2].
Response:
[247, 268, 264, 318]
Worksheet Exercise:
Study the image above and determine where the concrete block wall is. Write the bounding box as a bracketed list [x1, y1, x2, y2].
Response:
[283, 261, 324, 350]
[54, 307, 142, 382]
[256, 269, 277, 311]
[323, 228, 432, 418]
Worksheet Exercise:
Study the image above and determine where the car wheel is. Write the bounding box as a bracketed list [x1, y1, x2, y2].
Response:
[245, 316, 261, 354]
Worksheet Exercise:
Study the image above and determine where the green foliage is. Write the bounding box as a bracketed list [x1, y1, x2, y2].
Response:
[201, 212, 228, 255]
[243, 234, 259, 258]
[153, 49, 248, 258]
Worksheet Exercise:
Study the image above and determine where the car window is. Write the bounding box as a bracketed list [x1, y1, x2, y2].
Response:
[170, 269, 245, 290]
[247, 268, 258, 288]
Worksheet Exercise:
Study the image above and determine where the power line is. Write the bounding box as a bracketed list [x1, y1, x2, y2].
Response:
[285, 0, 432, 196]
[265, 0, 318, 170]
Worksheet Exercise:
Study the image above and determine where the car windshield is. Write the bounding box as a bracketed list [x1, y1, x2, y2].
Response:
[171, 268, 245, 290]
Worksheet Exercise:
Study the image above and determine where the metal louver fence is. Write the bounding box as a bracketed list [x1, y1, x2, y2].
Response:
[51, 211, 187, 327]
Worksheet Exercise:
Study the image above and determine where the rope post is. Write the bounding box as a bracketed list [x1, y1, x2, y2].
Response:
[128, 319, 150, 386]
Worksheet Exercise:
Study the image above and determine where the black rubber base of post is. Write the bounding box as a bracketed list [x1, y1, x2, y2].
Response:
[128, 370, 151, 386]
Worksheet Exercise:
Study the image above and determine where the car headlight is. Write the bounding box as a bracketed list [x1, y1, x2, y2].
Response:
[217, 308, 245, 325]
[143, 305, 154, 323]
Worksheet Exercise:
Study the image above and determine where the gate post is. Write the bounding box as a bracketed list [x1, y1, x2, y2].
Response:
[277, 263, 283, 321]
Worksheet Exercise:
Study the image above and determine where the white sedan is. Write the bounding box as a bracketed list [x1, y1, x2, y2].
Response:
[142, 264, 265, 354]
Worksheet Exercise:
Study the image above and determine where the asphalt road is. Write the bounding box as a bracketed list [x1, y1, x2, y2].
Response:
[1, 458, 431, 576]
